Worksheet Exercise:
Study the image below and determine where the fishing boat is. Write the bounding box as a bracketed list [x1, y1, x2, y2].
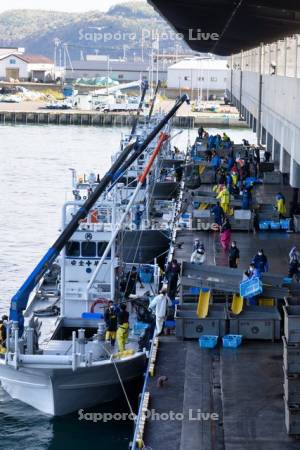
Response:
[0, 93, 188, 415]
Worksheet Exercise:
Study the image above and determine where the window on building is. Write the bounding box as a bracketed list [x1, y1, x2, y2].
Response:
[211, 77, 217, 82]
[9, 59, 16, 64]
[118, 74, 124, 79]
[82, 241, 96, 258]
[66, 241, 80, 257]
[184, 76, 189, 81]
[198, 77, 204, 81]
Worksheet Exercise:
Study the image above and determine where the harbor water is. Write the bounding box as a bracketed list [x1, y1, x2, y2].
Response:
[0, 124, 256, 449]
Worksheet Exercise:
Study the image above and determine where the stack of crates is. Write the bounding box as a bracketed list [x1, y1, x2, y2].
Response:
[283, 305, 300, 435]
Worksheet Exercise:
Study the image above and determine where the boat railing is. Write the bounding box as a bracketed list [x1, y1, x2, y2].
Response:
[130, 334, 157, 450]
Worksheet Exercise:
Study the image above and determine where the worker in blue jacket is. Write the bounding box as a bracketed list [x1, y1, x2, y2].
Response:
[211, 150, 221, 182]
[252, 249, 268, 273]
[211, 202, 225, 227]
[227, 155, 235, 172]
[242, 187, 252, 209]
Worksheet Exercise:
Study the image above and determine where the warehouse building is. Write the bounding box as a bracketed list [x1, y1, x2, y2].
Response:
[65, 58, 168, 84]
[0, 53, 54, 82]
[167, 58, 228, 98]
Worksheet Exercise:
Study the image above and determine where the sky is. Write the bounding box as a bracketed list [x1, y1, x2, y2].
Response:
[0, 0, 143, 13]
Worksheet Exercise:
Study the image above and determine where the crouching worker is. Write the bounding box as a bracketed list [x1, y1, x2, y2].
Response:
[104, 301, 117, 347]
[149, 287, 172, 337]
[116, 303, 129, 352]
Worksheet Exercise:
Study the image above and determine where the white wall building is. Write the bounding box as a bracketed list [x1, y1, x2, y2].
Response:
[167, 58, 228, 96]
[0, 54, 54, 82]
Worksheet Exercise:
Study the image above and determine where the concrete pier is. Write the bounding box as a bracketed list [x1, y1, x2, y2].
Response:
[138, 158, 300, 449]
[0, 109, 248, 128]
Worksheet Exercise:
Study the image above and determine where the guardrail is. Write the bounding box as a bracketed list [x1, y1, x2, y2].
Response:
[130, 336, 159, 450]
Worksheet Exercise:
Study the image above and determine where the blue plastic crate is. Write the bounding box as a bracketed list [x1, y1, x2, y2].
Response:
[193, 201, 200, 209]
[270, 221, 281, 230]
[240, 277, 263, 298]
[199, 335, 218, 349]
[189, 287, 201, 295]
[280, 218, 291, 230]
[165, 320, 176, 329]
[81, 312, 104, 320]
[283, 277, 293, 285]
[133, 322, 150, 336]
[139, 265, 154, 284]
[259, 221, 270, 230]
[222, 334, 243, 348]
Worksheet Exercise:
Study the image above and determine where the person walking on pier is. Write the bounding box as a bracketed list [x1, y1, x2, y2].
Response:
[211, 150, 221, 182]
[198, 126, 204, 139]
[228, 241, 240, 268]
[216, 186, 231, 215]
[149, 287, 172, 336]
[288, 247, 300, 281]
[191, 247, 206, 264]
[165, 259, 181, 300]
[220, 218, 232, 251]
[116, 303, 129, 352]
[275, 192, 286, 219]
[252, 249, 269, 274]
[211, 201, 225, 227]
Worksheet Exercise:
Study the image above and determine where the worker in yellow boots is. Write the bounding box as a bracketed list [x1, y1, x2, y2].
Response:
[275, 192, 286, 218]
[116, 303, 129, 352]
[104, 301, 118, 347]
[216, 185, 231, 215]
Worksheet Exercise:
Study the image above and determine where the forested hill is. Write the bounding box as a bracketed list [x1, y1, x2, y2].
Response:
[0, 2, 191, 60]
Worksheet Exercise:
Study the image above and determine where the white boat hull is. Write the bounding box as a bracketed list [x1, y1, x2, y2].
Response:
[0, 353, 146, 416]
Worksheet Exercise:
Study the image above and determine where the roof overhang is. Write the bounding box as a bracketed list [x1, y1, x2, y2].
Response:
[148, 1, 300, 56]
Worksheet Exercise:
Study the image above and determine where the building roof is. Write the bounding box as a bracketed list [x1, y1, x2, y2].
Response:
[66, 59, 167, 72]
[0, 53, 53, 64]
[168, 58, 228, 71]
[148, 0, 300, 56]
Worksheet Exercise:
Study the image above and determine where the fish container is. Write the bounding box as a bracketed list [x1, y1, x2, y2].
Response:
[199, 335, 218, 349]
[175, 304, 227, 339]
[270, 220, 281, 230]
[283, 278, 293, 287]
[259, 221, 270, 230]
[165, 320, 176, 329]
[139, 265, 154, 284]
[280, 219, 291, 230]
[222, 334, 243, 348]
[240, 277, 263, 298]
[284, 369, 300, 405]
[229, 306, 281, 341]
[283, 306, 300, 343]
[283, 336, 300, 374]
[81, 312, 104, 320]
[189, 287, 201, 295]
[193, 201, 200, 209]
[133, 322, 150, 336]
[285, 397, 300, 435]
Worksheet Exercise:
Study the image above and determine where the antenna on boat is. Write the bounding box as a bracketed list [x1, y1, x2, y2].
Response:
[129, 80, 148, 140]
[148, 80, 161, 121]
